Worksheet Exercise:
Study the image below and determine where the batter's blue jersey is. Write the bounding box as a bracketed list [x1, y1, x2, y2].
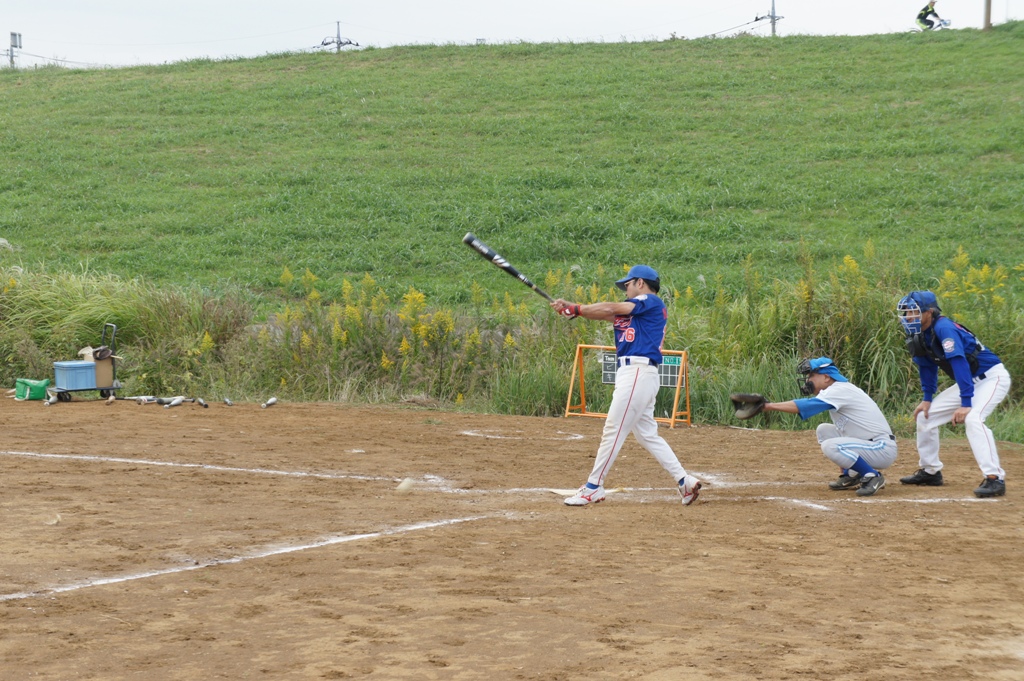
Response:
[613, 294, 667, 364]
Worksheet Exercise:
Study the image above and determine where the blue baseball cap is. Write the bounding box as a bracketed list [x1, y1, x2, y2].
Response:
[805, 357, 849, 383]
[906, 290, 941, 312]
[615, 265, 659, 291]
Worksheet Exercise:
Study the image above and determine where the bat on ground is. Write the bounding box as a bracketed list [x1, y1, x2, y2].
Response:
[462, 232, 554, 302]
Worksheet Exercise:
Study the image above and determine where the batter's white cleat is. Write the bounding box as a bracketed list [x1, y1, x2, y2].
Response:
[678, 475, 702, 506]
[564, 485, 606, 506]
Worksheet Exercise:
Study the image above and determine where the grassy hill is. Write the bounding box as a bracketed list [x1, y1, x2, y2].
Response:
[1, 24, 1022, 307]
[1, 25, 1024, 438]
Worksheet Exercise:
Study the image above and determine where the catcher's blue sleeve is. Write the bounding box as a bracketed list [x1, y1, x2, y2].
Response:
[793, 397, 833, 420]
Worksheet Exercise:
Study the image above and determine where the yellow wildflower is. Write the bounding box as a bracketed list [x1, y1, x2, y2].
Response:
[950, 246, 969, 272]
[470, 281, 486, 307]
[301, 268, 319, 292]
[345, 304, 362, 326]
[545, 270, 560, 292]
[371, 290, 391, 316]
[198, 331, 215, 355]
[399, 287, 427, 323]
[331, 320, 347, 345]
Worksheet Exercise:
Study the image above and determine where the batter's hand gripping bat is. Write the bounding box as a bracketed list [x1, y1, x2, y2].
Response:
[462, 232, 554, 302]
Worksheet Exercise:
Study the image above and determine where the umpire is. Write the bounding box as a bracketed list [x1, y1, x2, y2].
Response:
[897, 291, 1011, 498]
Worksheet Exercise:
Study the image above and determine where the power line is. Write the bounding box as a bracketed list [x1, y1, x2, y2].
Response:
[699, 16, 771, 38]
[17, 50, 107, 68]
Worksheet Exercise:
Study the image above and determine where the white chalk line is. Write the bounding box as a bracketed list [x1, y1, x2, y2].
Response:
[0, 515, 493, 603]
[460, 429, 585, 441]
[1, 451, 993, 509]
[845, 496, 997, 504]
[0, 450, 392, 482]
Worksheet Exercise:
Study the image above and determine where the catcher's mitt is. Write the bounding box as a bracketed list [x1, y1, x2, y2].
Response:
[730, 393, 766, 420]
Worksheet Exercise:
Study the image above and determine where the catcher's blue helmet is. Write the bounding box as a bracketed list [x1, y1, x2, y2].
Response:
[897, 291, 940, 335]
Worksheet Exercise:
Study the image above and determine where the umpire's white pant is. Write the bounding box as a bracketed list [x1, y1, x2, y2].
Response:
[916, 363, 1011, 478]
[816, 424, 898, 472]
[586, 364, 687, 487]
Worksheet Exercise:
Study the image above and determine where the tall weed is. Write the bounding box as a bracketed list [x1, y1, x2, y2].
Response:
[2, 246, 1022, 443]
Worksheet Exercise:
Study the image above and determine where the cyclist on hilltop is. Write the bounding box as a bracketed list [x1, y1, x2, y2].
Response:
[916, 1, 943, 30]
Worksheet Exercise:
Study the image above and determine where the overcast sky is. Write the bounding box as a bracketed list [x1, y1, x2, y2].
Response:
[4, 0, 1022, 69]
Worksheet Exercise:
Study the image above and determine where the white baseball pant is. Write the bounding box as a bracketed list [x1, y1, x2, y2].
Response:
[586, 363, 687, 487]
[816, 423, 897, 471]
[916, 363, 1011, 478]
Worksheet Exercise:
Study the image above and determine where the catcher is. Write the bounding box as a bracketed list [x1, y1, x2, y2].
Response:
[730, 357, 897, 497]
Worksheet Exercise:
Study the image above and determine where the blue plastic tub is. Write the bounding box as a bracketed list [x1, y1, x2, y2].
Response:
[54, 361, 97, 391]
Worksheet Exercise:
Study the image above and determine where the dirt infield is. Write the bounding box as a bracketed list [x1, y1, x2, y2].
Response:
[1, 397, 1022, 680]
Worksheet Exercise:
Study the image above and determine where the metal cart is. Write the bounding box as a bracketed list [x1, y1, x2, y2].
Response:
[52, 323, 123, 402]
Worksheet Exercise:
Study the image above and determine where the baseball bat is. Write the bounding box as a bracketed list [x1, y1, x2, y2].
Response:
[462, 232, 554, 302]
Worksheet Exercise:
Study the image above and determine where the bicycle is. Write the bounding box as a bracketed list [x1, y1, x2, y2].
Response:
[911, 18, 951, 32]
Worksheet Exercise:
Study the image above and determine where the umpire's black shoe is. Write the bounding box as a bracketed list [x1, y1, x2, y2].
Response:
[900, 469, 944, 486]
[974, 477, 1006, 498]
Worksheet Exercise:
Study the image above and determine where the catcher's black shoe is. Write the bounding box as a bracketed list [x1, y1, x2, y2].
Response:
[974, 477, 1005, 498]
[855, 473, 886, 497]
[899, 469, 944, 486]
[828, 474, 861, 490]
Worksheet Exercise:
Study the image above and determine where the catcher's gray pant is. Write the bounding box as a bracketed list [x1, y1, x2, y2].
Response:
[915, 363, 1011, 478]
[586, 363, 688, 487]
[816, 424, 897, 472]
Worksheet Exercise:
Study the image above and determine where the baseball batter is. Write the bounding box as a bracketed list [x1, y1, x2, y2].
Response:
[897, 290, 1011, 498]
[761, 357, 897, 497]
[551, 265, 701, 506]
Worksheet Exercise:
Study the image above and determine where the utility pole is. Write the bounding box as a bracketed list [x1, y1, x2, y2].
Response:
[320, 22, 358, 51]
[755, 2, 784, 37]
[9, 32, 21, 68]
[983, 0, 992, 31]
